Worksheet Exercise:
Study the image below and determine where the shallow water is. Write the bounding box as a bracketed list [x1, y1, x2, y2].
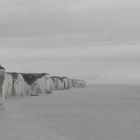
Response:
[1, 84, 140, 140]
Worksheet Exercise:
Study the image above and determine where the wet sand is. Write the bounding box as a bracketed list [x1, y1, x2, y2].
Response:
[1, 84, 140, 140]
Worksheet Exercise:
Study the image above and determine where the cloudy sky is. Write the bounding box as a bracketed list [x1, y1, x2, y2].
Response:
[0, 0, 140, 84]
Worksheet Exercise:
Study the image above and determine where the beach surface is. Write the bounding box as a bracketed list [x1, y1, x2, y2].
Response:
[1, 84, 140, 140]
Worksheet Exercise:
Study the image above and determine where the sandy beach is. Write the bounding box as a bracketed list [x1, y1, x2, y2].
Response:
[1, 85, 140, 140]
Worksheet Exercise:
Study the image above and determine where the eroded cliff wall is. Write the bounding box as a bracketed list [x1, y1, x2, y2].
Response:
[0, 66, 5, 104]
[0, 65, 86, 99]
[3, 73, 53, 98]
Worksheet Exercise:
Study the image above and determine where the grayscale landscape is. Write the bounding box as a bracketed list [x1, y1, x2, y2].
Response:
[1, 85, 140, 140]
[1, 0, 140, 140]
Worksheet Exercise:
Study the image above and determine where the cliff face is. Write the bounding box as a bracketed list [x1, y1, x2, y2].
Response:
[1, 66, 86, 99]
[69, 79, 87, 88]
[3, 73, 53, 97]
[0, 66, 5, 104]
[51, 76, 70, 90]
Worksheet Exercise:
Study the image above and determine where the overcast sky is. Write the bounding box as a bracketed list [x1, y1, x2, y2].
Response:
[0, 0, 140, 84]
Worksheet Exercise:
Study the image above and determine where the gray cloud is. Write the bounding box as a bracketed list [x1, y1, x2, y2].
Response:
[1, 0, 140, 42]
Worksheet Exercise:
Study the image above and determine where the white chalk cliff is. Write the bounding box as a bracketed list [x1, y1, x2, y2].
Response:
[0, 65, 86, 101]
[0, 65, 5, 105]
